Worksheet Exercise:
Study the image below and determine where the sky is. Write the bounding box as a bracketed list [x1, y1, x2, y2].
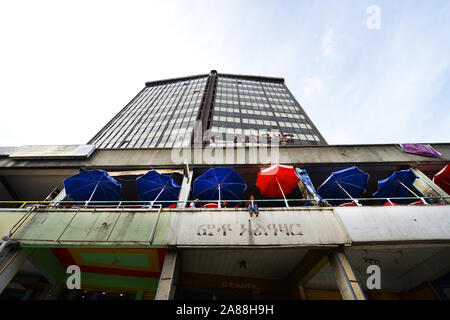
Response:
[0, 0, 449, 146]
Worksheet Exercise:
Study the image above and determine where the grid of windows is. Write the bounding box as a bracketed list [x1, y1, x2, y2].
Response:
[209, 76, 323, 146]
[90, 72, 326, 149]
[91, 77, 207, 148]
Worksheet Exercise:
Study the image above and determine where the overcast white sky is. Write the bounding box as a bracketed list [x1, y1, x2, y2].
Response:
[0, 0, 449, 146]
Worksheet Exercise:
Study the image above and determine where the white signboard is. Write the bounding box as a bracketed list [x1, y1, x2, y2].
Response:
[168, 208, 349, 246]
[335, 205, 450, 243]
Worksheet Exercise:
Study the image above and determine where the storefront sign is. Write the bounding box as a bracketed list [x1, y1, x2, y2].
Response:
[168, 209, 349, 246]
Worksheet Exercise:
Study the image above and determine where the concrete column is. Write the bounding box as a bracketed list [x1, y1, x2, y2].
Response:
[286, 249, 329, 288]
[0, 248, 29, 294]
[297, 181, 312, 205]
[155, 249, 179, 300]
[412, 168, 449, 203]
[51, 188, 67, 206]
[296, 169, 318, 206]
[328, 247, 366, 300]
[177, 170, 193, 208]
[285, 249, 329, 300]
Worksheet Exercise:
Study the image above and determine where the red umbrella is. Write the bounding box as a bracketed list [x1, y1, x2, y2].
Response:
[202, 203, 218, 208]
[433, 165, 450, 195]
[339, 202, 358, 207]
[256, 164, 300, 207]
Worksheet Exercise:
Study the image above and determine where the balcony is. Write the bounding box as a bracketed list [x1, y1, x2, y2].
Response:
[1, 198, 448, 248]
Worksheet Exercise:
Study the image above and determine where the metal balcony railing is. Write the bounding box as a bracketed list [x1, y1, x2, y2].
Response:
[0, 196, 448, 210]
[0, 197, 448, 248]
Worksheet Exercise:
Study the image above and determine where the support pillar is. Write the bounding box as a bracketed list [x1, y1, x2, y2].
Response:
[412, 168, 449, 203]
[178, 170, 193, 208]
[297, 181, 312, 205]
[328, 247, 366, 300]
[296, 169, 317, 206]
[155, 249, 179, 300]
[51, 188, 67, 205]
[0, 248, 29, 294]
[285, 249, 329, 299]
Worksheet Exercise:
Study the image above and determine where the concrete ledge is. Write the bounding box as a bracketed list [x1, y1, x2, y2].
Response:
[335, 205, 450, 243]
[0, 143, 448, 169]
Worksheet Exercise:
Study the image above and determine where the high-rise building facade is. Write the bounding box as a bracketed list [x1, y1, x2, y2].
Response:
[89, 75, 209, 149]
[0, 71, 449, 302]
[89, 71, 327, 149]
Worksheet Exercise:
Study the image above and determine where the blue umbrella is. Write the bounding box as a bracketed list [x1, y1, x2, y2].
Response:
[193, 168, 247, 208]
[64, 170, 122, 203]
[373, 169, 423, 203]
[136, 170, 181, 207]
[317, 166, 369, 205]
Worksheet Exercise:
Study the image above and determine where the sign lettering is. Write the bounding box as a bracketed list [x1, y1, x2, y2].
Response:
[197, 223, 304, 237]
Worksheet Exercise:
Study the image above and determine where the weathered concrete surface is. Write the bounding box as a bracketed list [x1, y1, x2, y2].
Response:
[155, 249, 178, 300]
[168, 208, 349, 246]
[328, 248, 366, 300]
[0, 248, 29, 294]
[2, 204, 450, 247]
[0, 210, 25, 236]
[8, 208, 173, 247]
[0, 143, 448, 169]
[335, 205, 450, 244]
